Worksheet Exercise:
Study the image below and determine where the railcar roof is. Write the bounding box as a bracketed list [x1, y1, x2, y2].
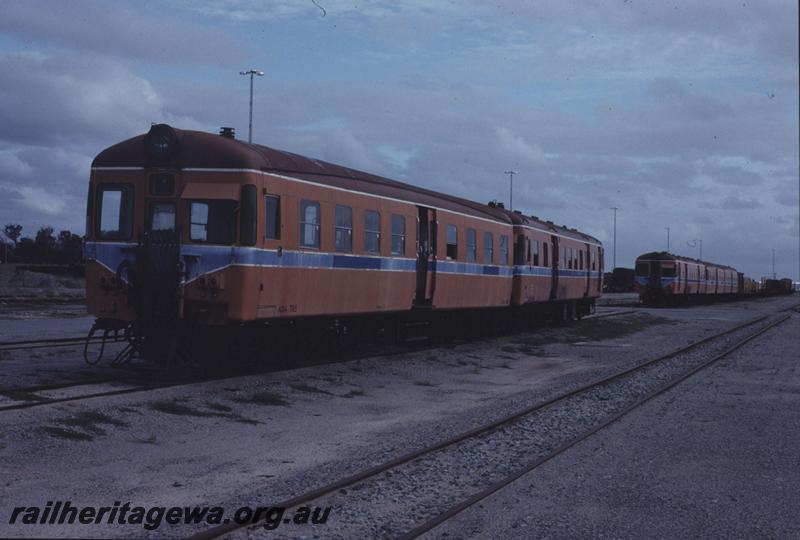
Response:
[92, 125, 598, 243]
[636, 251, 737, 271]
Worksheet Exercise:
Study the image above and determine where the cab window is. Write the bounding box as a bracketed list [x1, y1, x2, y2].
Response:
[97, 184, 134, 240]
[149, 202, 176, 231]
[190, 200, 236, 244]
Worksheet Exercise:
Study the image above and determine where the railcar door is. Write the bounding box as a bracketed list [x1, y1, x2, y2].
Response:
[584, 243, 591, 296]
[550, 235, 559, 300]
[414, 207, 437, 307]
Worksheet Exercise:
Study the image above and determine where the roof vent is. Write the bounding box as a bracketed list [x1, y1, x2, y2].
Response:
[219, 127, 236, 139]
[488, 200, 505, 209]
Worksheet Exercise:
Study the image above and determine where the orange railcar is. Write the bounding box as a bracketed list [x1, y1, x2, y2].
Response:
[85, 125, 602, 359]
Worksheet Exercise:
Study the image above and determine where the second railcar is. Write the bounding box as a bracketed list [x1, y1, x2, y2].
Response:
[634, 252, 738, 305]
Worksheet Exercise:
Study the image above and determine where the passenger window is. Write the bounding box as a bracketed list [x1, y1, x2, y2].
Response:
[391, 214, 405, 255]
[446, 225, 458, 259]
[97, 185, 134, 240]
[466, 228, 477, 262]
[533, 240, 540, 266]
[300, 200, 321, 248]
[499, 235, 509, 264]
[483, 232, 493, 263]
[265, 195, 280, 239]
[579, 250, 584, 270]
[543, 242, 549, 267]
[190, 201, 236, 244]
[335, 205, 353, 252]
[364, 210, 380, 253]
[149, 202, 175, 231]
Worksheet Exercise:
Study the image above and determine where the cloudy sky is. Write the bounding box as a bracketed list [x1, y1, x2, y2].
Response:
[0, 0, 797, 279]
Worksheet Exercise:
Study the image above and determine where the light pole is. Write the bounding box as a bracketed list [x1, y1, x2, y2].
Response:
[665, 226, 670, 252]
[772, 248, 776, 279]
[504, 170, 517, 210]
[239, 69, 264, 143]
[610, 207, 619, 269]
[688, 238, 703, 260]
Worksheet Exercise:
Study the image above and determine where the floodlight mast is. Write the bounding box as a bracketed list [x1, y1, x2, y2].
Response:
[239, 69, 264, 143]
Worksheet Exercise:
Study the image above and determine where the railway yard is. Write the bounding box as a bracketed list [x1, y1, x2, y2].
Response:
[0, 294, 797, 538]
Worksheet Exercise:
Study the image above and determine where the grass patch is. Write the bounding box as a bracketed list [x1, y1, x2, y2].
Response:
[130, 435, 158, 445]
[60, 411, 127, 433]
[205, 401, 233, 412]
[117, 406, 140, 414]
[151, 399, 261, 424]
[512, 313, 673, 349]
[149, 400, 217, 417]
[233, 391, 289, 407]
[289, 383, 332, 395]
[0, 389, 47, 402]
[42, 426, 94, 441]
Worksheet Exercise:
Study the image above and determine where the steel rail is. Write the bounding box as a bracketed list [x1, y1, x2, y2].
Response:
[187, 312, 776, 540]
[400, 312, 792, 539]
[0, 335, 124, 352]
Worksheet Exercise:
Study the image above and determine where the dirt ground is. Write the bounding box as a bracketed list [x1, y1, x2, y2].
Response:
[0, 295, 796, 538]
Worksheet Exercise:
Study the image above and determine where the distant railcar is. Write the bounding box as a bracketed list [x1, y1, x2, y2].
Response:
[634, 252, 739, 305]
[634, 252, 794, 305]
[84, 124, 604, 361]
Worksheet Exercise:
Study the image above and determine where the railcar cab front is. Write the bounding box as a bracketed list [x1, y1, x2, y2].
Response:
[85, 125, 254, 359]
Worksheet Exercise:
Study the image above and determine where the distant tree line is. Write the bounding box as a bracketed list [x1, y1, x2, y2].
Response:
[1, 223, 83, 265]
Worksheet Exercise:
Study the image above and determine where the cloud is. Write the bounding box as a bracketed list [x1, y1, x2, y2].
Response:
[719, 195, 762, 210]
[0, 0, 243, 65]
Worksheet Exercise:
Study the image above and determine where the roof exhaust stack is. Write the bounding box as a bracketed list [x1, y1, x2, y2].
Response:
[219, 127, 236, 139]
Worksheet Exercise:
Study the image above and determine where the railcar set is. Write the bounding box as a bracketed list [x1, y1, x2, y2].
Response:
[84, 124, 603, 362]
[634, 252, 794, 305]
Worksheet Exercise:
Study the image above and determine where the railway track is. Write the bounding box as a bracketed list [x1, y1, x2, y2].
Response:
[0, 334, 125, 352]
[187, 309, 792, 540]
[0, 307, 641, 413]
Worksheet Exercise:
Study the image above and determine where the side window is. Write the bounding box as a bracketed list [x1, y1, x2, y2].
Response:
[533, 240, 540, 266]
[466, 228, 477, 262]
[446, 225, 458, 259]
[364, 210, 380, 253]
[335, 205, 352, 252]
[265, 195, 280, 240]
[543, 242, 549, 267]
[391, 214, 405, 255]
[579, 250, 584, 270]
[483, 232, 493, 263]
[300, 200, 321, 248]
[97, 184, 134, 240]
[499, 235, 509, 265]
